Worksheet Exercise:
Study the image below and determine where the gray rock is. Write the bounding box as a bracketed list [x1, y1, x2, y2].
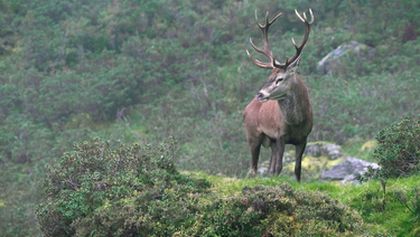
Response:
[282, 151, 294, 163]
[305, 143, 322, 157]
[320, 157, 380, 183]
[257, 160, 271, 176]
[305, 142, 342, 160]
[317, 41, 375, 75]
[257, 166, 269, 176]
[321, 143, 341, 160]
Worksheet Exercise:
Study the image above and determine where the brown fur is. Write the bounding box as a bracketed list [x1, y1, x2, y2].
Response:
[243, 72, 312, 181]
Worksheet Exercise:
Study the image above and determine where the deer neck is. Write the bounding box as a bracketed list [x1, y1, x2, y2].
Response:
[277, 77, 306, 125]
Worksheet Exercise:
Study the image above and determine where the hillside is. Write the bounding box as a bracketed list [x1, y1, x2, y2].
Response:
[190, 172, 420, 236]
[0, 0, 419, 236]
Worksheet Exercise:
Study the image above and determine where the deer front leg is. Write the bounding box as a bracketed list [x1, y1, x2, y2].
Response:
[270, 138, 285, 175]
[247, 135, 263, 177]
[294, 140, 307, 182]
[268, 140, 276, 175]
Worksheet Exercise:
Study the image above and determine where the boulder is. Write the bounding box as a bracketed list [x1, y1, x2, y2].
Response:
[317, 41, 374, 75]
[320, 157, 380, 183]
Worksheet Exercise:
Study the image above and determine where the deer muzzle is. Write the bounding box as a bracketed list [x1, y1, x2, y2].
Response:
[256, 92, 269, 102]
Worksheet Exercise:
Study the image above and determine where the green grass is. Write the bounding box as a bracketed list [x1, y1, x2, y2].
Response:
[185, 171, 420, 236]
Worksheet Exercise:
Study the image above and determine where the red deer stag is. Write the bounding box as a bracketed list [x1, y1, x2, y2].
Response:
[243, 9, 314, 182]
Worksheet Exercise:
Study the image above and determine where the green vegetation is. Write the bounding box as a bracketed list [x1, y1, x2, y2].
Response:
[360, 117, 420, 231]
[37, 139, 211, 236]
[0, 0, 419, 236]
[190, 172, 420, 236]
[180, 185, 370, 237]
[37, 139, 380, 236]
[373, 117, 420, 178]
[36, 137, 419, 236]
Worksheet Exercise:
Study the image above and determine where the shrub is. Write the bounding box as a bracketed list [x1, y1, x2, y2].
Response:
[37, 138, 210, 237]
[373, 117, 420, 178]
[178, 185, 369, 237]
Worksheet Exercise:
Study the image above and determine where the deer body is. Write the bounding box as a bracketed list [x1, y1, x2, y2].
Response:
[244, 73, 312, 179]
[243, 9, 314, 181]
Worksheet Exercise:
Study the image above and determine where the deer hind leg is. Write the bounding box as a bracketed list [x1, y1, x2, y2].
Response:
[269, 138, 285, 175]
[294, 140, 307, 182]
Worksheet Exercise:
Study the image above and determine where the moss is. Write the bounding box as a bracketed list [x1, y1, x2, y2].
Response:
[284, 156, 344, 180]
[360, 139, 378, 152]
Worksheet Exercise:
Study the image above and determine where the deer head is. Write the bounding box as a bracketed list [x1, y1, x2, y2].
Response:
[246, 9, 314, 102]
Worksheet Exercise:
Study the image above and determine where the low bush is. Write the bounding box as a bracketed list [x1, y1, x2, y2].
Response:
[373, 117, 420, 178]
[37, 139, 210, 237]
[179, 185, 371, 237]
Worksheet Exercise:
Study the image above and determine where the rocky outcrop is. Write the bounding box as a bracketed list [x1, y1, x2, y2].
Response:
[317, 41, 375, 75]
[257, 142, 342, 176]
[257, 141, 379, 183]
[320, 157, 380, 183]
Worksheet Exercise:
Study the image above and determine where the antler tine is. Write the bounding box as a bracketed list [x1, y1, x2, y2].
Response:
[248, 38, 274, 68]
[249, 38, 266, 55]
[254, 9, 259, 26]
[307, 8, 314, 24]
[294, 9, 305, 22]
[262, 11, 269, 28]
[269, 11, 283, 25]
[245, 49, 273, 69]
[295, 8, 314, 24]
[258, 11, 282, 28]
[291, 37, 299, 50]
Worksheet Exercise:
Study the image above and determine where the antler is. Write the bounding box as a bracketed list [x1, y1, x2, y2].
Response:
[277, 9, 314, 69]
[246, 10, 283, 69]
[246, 9, 314, 70]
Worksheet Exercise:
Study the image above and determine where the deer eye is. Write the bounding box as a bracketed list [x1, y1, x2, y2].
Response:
[275, 78, 284, 84]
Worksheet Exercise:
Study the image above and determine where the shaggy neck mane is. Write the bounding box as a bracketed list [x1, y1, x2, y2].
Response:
[278, 76, 307, 125]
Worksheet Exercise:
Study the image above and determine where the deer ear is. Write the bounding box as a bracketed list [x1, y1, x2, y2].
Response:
[286, 57, 300, 74]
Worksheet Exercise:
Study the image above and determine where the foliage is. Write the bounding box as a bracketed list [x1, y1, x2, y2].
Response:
[373, 117, 420, 178]
[179, 184, 368, 237]
[0, 0, 419, 235]
[37, 138, 210, 237]
[360, 117, 419, 221]
[37, 140, 376, 237]
[191, 172, 420, 236]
